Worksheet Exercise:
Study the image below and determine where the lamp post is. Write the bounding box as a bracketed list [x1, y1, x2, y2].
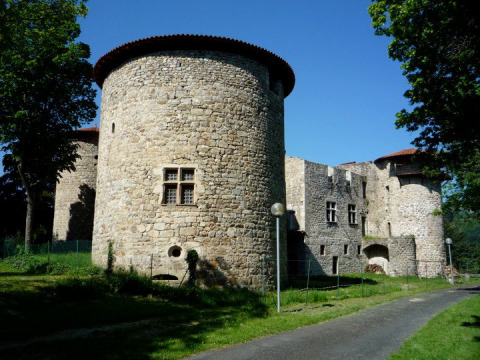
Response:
[271, 203, 285, 313]
[445, 237, 454, 285]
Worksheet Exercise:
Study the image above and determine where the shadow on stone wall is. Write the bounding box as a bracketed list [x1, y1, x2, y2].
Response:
[66, 184, 96, 241]
[287, 230, 325, 276]
[197, 257, 231, 287]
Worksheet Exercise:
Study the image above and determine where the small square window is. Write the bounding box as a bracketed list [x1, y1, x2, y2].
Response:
[165, 185, 177, 204]
[163, 167, 196, 205]
[181, 169, 195, 181]
[165, 169, 178, 181]
[181, 184, 194, 205]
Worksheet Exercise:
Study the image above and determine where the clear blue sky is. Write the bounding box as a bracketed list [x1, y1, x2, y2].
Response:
[3, 0, 417, 173]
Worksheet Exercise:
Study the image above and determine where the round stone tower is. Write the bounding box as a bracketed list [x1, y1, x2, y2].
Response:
[53, 127, 98, 241]
[92, 35, 295, 286]
[374, 150, 446, 276]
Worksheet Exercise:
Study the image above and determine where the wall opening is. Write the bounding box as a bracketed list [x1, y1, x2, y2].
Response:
[320, 244, 326, 255]
[364, 244, 389, 274]
[168, 246, 182, 258]
[332, 256, 338, 274]
[362, 217, 367, 236]
[152, 274, 179, 280]
[343, 244, 348, 255]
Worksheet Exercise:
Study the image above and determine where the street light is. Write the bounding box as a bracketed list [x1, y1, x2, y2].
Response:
[445, 237, 454, 285]
[271, 203, 285, 313]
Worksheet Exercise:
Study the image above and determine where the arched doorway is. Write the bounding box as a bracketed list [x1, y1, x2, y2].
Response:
[364, 244, 389, 274]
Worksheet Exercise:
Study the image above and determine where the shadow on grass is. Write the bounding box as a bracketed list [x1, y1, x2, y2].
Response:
[0, 272, 26, 277]
[287, 275, 378, 290]
[0, 273, 268, 360]
[462, 315, 480, 328]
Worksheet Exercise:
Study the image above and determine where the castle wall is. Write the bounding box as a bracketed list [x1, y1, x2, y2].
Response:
[388, 237, 416, 276]
[341, 158, 445, 276]
[52, 134, 98, 241]
[92, 49, 288, 287]
[286, 160, 367, 275]
[285, 156, 305, 231]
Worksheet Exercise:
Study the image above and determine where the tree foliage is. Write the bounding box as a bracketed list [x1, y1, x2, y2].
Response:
[0, 0, 97, 247]
[444, 212, 480, 273]
[369, 0, 480, 216]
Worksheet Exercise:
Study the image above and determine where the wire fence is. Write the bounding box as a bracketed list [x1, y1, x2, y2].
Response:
[0, 238, 93, 270]
[258, 258, 476, 306]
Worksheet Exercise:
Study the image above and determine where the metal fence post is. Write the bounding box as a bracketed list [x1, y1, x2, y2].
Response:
[337, 259, 340, 301]
[76, 239, 79, 270]
[406, 266, 409, 291]
[306, 260, 311, 304]
[361, 263, 364, 297]
[262, 257, 265, 303]
[383, 261, 386, 294]
[425, 264, 428, 289]
[150, 254, 153, 279]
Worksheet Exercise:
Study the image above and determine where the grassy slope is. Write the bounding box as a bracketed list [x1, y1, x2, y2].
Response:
[1, 260, 478, 360]
[389, 295, 480, 360]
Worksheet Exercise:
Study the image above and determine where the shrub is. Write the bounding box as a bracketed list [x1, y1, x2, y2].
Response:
[186, 249, 199, 287]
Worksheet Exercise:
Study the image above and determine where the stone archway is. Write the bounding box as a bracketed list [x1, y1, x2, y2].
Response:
[364, 244, 389, 274]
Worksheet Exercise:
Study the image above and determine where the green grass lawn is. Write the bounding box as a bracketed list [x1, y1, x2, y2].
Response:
[0, 260, 478, 360]
[389, 295, 480, 360]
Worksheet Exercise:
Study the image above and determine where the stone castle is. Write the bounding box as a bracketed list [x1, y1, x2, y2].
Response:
[52, 35, 446, 286]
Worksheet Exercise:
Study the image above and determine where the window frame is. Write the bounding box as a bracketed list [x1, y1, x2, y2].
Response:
[348, 204, 357, 225]
[162, 167, 196, 206]
[326, 201, 337, 223]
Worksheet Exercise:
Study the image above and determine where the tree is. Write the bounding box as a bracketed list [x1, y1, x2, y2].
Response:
[369, 1, 480, 216]
[444, 212, 480, 273]
[0, 0, 97, 250]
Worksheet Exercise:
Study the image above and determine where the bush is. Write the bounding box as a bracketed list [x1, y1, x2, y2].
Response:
[106, 269, 155, 296]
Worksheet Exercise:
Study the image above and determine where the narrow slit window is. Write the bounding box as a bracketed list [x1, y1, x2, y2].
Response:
[320, 245, 326, 255]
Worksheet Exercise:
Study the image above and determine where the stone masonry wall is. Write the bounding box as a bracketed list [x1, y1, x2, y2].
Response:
[303, 161, 367, 275]
[341, 159, 445, 276]
[53, 135, 98, 241]
[388, 237, 417, 276]
[285, 156, 305, 231]
[92, 50, 287, 287]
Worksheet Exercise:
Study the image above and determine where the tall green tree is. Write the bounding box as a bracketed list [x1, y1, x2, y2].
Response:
[0, 0, 97, 250]
[369, 0, 480, 216]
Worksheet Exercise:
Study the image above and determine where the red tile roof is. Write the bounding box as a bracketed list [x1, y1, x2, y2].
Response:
[375, 149, 422, 162]
[76, 125, 99, 133]
[93, 34, 295, 97]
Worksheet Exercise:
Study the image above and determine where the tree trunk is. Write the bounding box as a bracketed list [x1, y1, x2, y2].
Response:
[24, 191, 35, 253]
[17, 163, 34, 253]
